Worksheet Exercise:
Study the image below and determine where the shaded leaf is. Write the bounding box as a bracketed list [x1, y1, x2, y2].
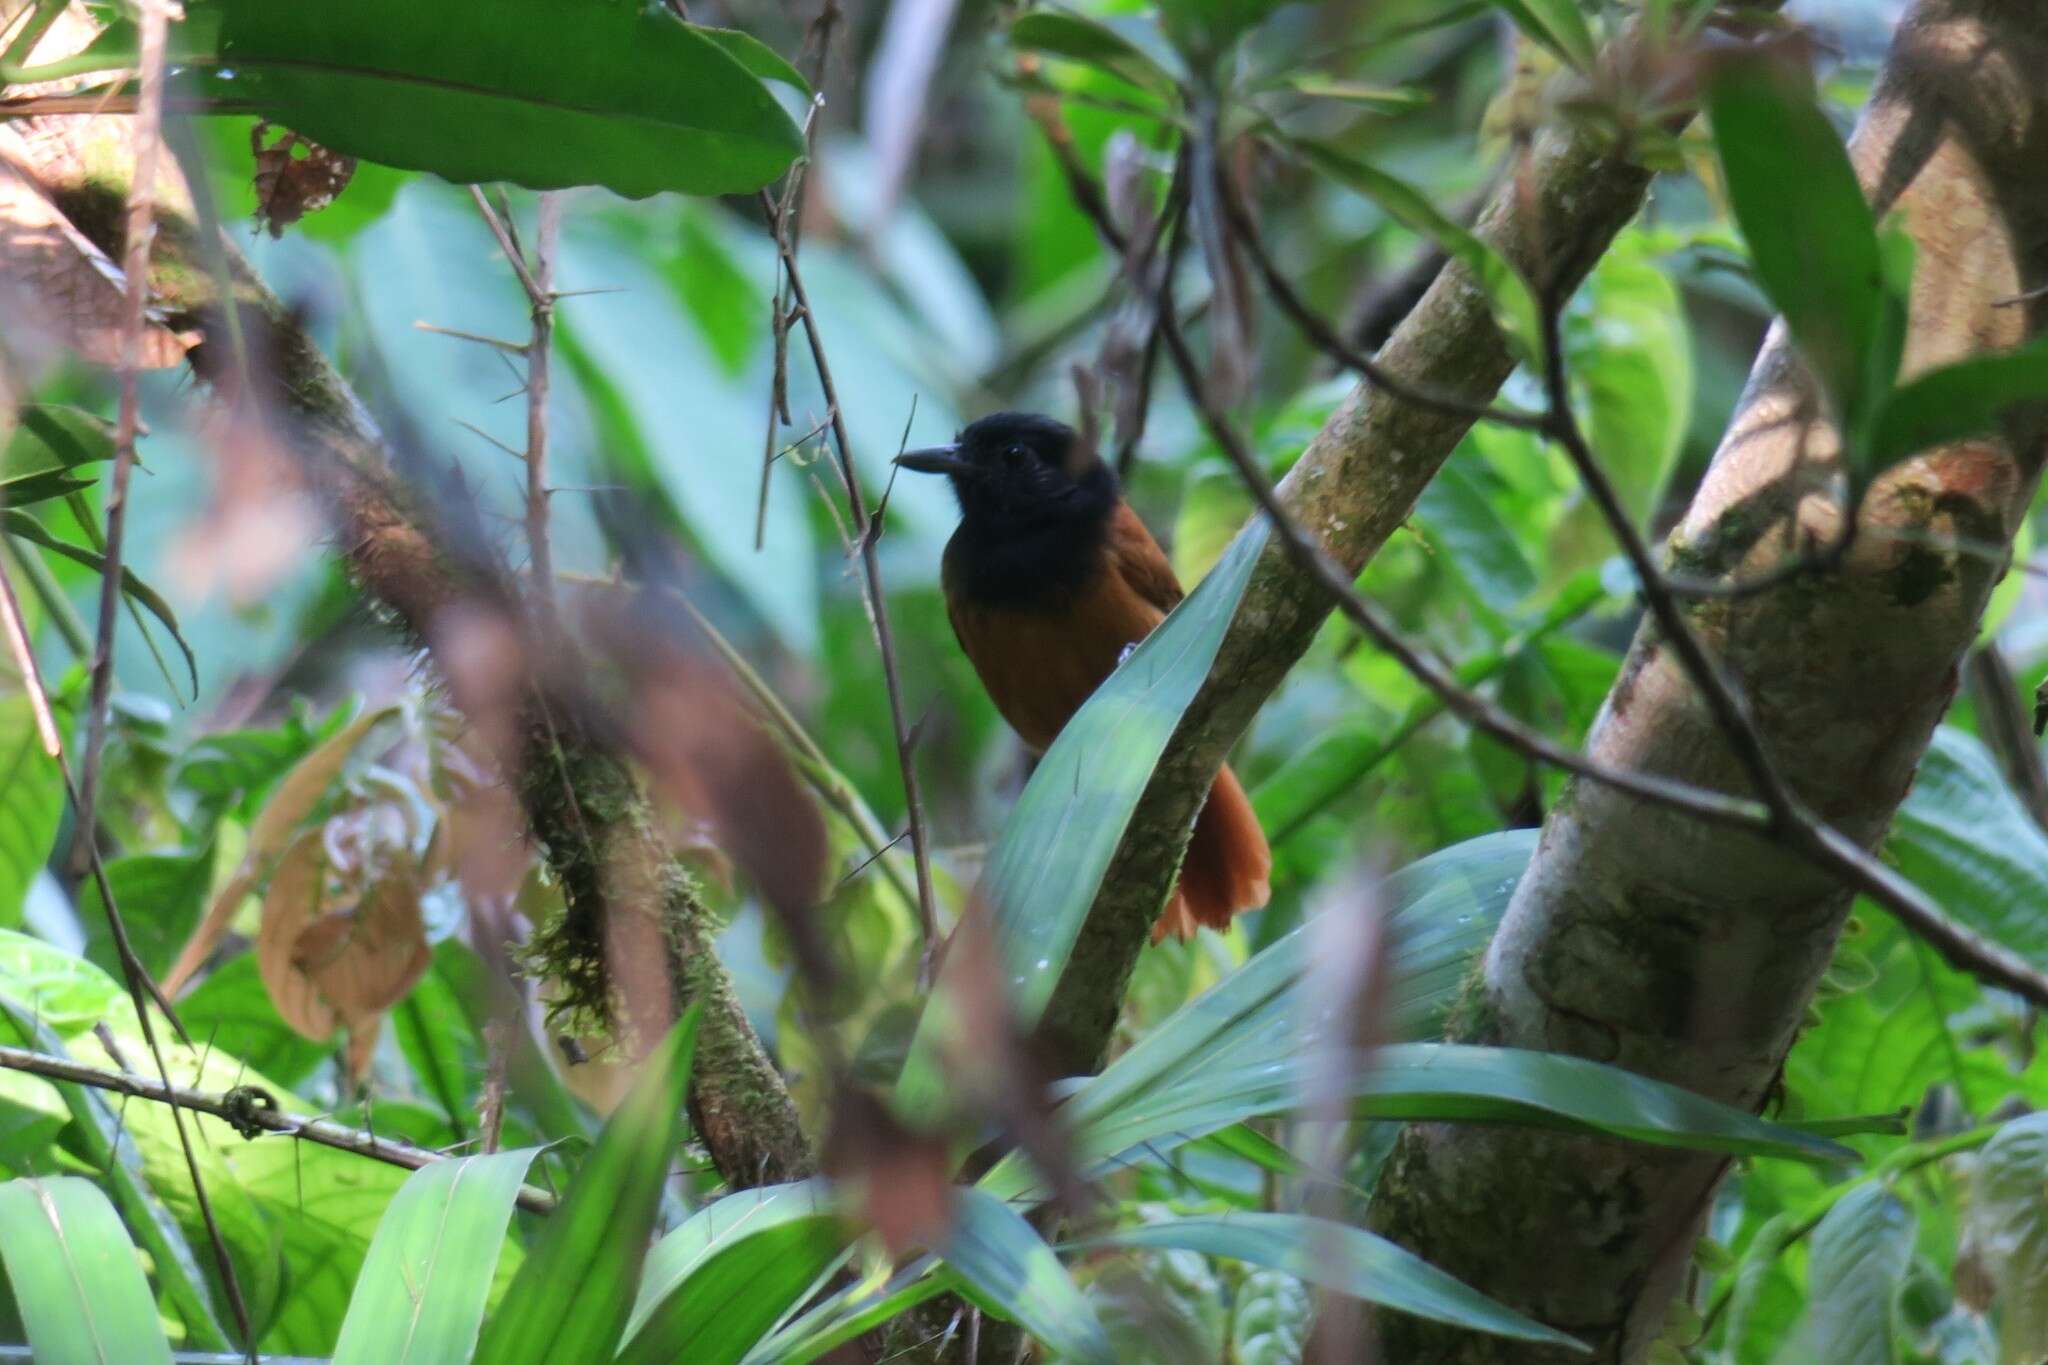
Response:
[1963, 1113, 2048, 1364]
[941, 1187, 1112, 1364]
[1802, 1183, 1912, 1365]
[1, 510, 196, 693]
[1009, 12, 1177, 96]
[1870, 337, 2048, 468]
[1493, 0, 1597, 71]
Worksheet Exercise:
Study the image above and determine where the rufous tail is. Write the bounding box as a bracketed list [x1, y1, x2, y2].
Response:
[1154, 763, 1272, 943]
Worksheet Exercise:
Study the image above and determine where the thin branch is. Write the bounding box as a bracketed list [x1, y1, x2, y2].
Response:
[756, 187, 944, 985]
[525, 193, 560, 617]
[0, 1042, 556, 1213]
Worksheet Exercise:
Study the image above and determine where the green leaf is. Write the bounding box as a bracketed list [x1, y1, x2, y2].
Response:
[178, 952, 332, 1088]
[941, 1187, 1112, 1364]
[1413, 455, 1538, 619]
[138, 0, 805, 197]
[472, 1007, 701, 1365]
[392, 941, 487, 1137]
[0, 1178, 173, 1365]
[78, 846, 213, 983]
[1493, 0, 1598, 71]
[896, 524, 1269, 1118]
[0, 928, 133, 1035]
[0, 1005, 230, 1352]
[1076, 1212, 1585, 1351]
[333, 1148, 541, 1365]
[696, 26, 811, 95]
[1800, 1183, 1912, 1365]
[1231, 1267, 1310, 1365]
[617, 1183, 848, 1365]
[980, 831, 1539, 1200]
[1158, 0, 1290, 56]
[1962, 1113, 2048, 1362]
[1706, 55, 1890, 459]
[1009, 11, 1177, 97]
[753, 1258, 962, 1365]
[0, 698, 60, 932]
[1277, 74, 1430, 111]
[1, 406, 113, 507]
[1868, 337, 2048, 468]
[2, 511, 197, 695]
[1293, 138, 1542, 362]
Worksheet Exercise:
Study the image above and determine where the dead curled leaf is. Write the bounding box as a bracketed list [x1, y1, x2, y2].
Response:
[256, 828, 432, 1046]
[249, 121, 357, 237]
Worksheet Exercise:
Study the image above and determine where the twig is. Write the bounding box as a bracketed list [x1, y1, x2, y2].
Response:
[9, 11, 256, 1348]
[1968, 644, 2048, 832]
[0, 1042, 556, 1213]
[757, 187, 944, 986]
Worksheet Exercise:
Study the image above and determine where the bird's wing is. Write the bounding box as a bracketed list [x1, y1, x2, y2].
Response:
[1105, 500, 1185, 614]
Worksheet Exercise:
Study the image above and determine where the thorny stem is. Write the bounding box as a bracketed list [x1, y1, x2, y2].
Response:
[757, 186, 944, 986]
[524, 193, 560, 623]
[30, 7, 258, 1352]
[0, 1042, 556, 1213]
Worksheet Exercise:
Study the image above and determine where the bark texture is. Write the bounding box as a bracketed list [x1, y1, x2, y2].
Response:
[1367, 3, 2048, 1360]
[1040, 19, 1711, 1074]
[0, 114, 813, 1187]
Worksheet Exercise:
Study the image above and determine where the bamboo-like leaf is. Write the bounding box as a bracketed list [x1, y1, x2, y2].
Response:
[896, 524, 1269, 1118]
[1009, 11, 1178, 96]
[332, 1148, 541, 1365]
[1075, 1212, 1585, 1351]
[940, 1188, 1112, 1365]
[1492, 0, 1597, 71]
[1705, 54, 1894, 462]
[1, 406, 112, 508]
[0, 1176, 174, 1365]
[471, 1008, 700, 1365]
[84, 0, 804, 197]
[1868, 337, 2048, 469]
[753, 1261, 963, 1365]
[1, 510, 196, 693]
[616, 1185, 849, 1365]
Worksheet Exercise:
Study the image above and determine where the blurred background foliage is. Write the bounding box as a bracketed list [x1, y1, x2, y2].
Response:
[12, 0, 2048, 1360]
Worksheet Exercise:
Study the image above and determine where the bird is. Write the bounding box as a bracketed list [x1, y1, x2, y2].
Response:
[895, 411, 1271, 941]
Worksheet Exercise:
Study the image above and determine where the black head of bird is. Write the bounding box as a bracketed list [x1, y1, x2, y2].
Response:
[894, 411, 1116, 530]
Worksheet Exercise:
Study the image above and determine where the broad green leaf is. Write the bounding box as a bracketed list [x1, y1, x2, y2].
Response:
[897, 524, 1269, 1118]
[0, 1005, 230, 1352]
[1493, 0, 1597, 71]
[127, 0, 805, 196]
[178, 953, 331, 1088]
[78, 846, 213, 984]
[0, 928, 133, 1035]
[1869, 337, 2048, 468]
[473, 1008, 700, 1365]
[0, 1177, 172, 1365]
[751, 1258, 962, 1365]
[1963, 1113, 2048, 1363]
[980, 831, 1540, 1199]
[0, 1064, 65, 1165]
[392, 941, 487, 1136]
[1890, 727, 2048, 972]
[940, 1187, 1111, 1364]
[0, 698, 60, 932]
[1010, 11, 1178, 97]
[617, 1185, 848, 1365]
[1706, 56, 1889, 458]
[1800, 1183, 1912, 1365]
[696, 26, 811, 95]
[1293, 138, 1542, 362]
[0, 407, 112, 508]
[1158, 0, 1290, 56]
[1, 511, 197, 694]
[622, 1181, 840, 1346]
[1413, 455, 1538, 619]
[333, 1149, 541, 1365]
[1076, 1212, 1585, 1350]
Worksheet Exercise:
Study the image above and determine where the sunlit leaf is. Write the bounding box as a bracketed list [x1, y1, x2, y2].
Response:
[1869, 336, 2048, 468]
[0, 698, 59, 933]
[0, 1177, 173, 1365]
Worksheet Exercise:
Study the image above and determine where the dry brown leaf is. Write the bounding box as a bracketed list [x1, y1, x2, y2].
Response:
[256, 832, 340, 1040]
[250, 122, 357, 237]
[342, 1016, 381, 1089]
[164, 705, 399, 995]
[291, 870, 431, 1018]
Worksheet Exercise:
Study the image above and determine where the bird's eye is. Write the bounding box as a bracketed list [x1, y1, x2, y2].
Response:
[1005, 444, 1028, 464]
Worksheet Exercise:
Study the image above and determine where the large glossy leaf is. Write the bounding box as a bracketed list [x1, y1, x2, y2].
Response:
[0, 1177, 173, 1365]
[0, 697, 60, 932]
[1292, 139, 1541, 362]
[472, 1008, 700, 1365]
[1077, 1212, 1583, 1351]
[897, 524, 1269, 1117]
[1, 510, 197, 694]
[941, 1187, 1111, 1364]
[332, 1149, 540, 1365]
[1706, 56, 1891, 458]
[1870, 336, 2048, 473]
[616, 1186, 848, 1365]
[1890, 726, 2048, 970]
[100, 0, 805, 196]
[1800, 1183, 1912, 1365]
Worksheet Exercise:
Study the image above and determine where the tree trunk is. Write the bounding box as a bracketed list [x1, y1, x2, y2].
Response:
[1366, 2, 2048, 1360]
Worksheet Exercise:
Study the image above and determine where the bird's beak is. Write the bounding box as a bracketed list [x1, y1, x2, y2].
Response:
[894, 444, 974, 476]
